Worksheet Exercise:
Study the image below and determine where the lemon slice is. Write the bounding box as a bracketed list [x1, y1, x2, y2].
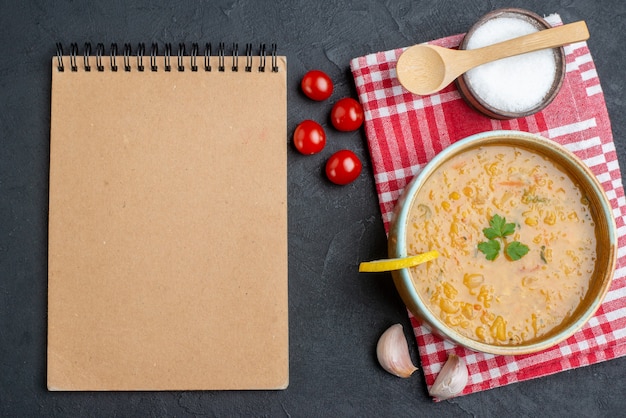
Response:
[359, 250, 440, 272]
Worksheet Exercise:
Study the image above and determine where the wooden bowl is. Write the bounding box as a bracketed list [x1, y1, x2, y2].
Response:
[455, 8, 566, 120]
[387, 131, 616, 355]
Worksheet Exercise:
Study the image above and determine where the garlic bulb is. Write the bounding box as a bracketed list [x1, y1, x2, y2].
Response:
[428, 354, 468, 400]
[376, 324, 418, 378]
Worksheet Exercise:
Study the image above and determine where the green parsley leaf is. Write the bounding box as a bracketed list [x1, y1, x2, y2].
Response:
[505, 241, 530, 261]
[483, 214, 516, 239]
[482, 226, 500, 240]
[500, 221, 516, 238]
[478, 214, 529, 261]
[482, 214, 504, 239]
[478, 239, 500, 261]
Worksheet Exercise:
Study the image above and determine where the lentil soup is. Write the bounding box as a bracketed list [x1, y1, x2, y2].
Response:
[406, 144, 597, 346]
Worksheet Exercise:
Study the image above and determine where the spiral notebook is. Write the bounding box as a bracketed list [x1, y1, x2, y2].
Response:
[47, 42, 288, 391]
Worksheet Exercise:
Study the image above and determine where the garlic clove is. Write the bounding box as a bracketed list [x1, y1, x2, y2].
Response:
[428, 353, 469, 400]
[376, 323, 418, 378]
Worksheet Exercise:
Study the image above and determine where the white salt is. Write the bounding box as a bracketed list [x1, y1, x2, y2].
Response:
[465, 17, 557, 113]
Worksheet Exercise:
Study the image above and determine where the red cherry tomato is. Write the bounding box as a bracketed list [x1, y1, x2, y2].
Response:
[325, 150, 362, 185]
[301, 70, 333, 101]
[293, 120, 326, 155]
[330, 98, 364, 132]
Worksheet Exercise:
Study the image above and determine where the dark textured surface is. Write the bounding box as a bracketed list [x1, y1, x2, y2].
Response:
[2, 0, 625, 416]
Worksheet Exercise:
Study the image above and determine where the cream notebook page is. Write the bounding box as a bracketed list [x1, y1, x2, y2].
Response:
[48, 44, 288, 390]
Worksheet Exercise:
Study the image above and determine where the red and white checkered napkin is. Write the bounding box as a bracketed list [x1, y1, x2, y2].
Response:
[350, 14, 626, 398]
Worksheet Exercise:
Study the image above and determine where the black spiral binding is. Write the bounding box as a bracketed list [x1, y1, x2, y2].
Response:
[83, 42, 91, 72]
[190, 43, 198, 72]
[217, 42, 225, 72]
[55, 42, 279, 73]
[164, 43, 172, 72]
[96, 43, 104, 71]
[245, 43, 253, 72]
[177, 43, 186, 72]
[137, 43, 145, 72]
[110, 43, 118, 72]
[150, 43, 158, 71]
[123, 43, 132, 72]
[69, 43, 78, 71]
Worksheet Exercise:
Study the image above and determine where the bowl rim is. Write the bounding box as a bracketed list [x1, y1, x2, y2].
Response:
[455, 8, 567, 120]
[389, 130, 617, 355]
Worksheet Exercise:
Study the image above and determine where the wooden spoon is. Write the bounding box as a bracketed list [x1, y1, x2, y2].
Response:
[396, 20, 589, 96]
